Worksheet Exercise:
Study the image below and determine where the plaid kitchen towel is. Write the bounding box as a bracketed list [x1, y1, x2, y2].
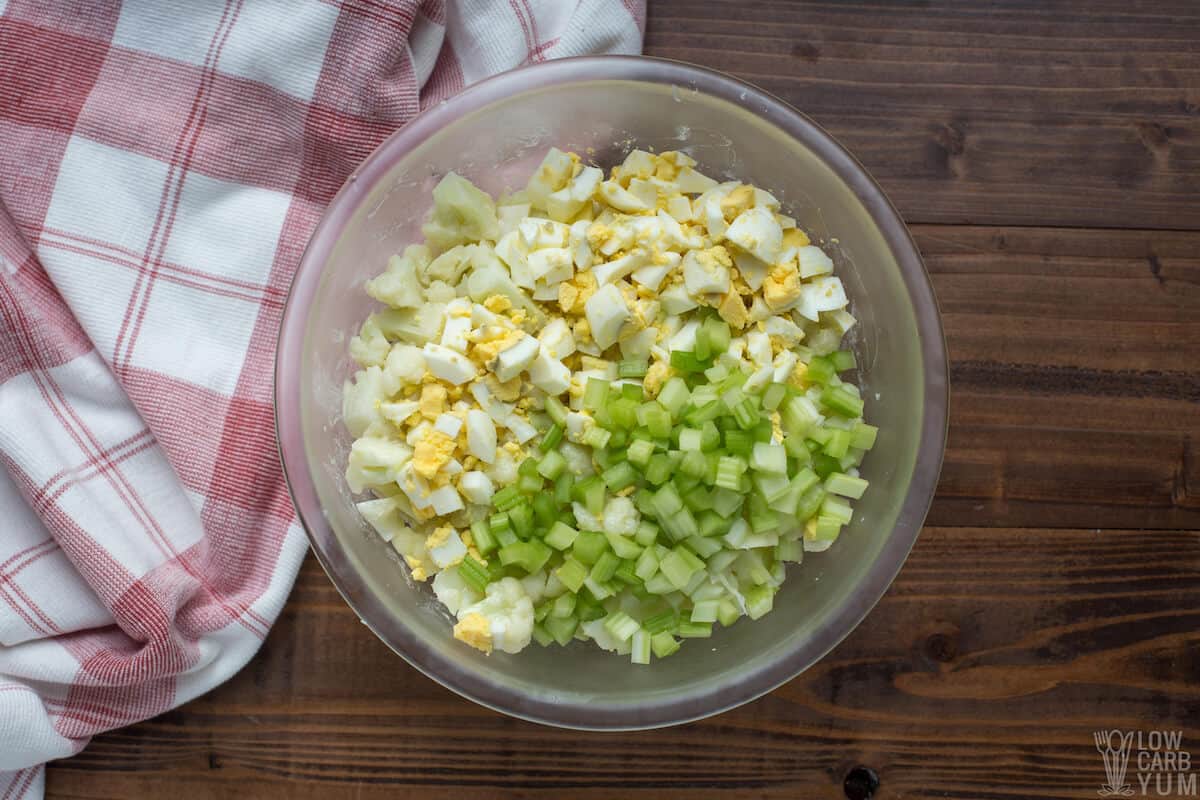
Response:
[0, 1, 645, 795]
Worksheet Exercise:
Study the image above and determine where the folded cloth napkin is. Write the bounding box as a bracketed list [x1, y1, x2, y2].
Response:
[0, 1, 644, 796]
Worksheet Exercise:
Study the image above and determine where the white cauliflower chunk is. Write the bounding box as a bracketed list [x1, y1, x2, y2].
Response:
[603, 496, 640, 536]
[433, 566, 482, 616]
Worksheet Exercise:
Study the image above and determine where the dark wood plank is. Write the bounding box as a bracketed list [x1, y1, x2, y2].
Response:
[913, 225, 1200, 529]
[643, 0, 1200, 230]
[47, 525, 1200, 799]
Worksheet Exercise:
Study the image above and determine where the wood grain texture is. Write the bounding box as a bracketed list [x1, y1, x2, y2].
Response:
[43, 2, 1200, 799]
[646, 0, 1200, 230]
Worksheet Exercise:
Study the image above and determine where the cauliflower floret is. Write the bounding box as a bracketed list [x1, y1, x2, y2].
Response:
[349, 315, 390, 367]
[603, 496, 640, 537]
[454, 577, 534, 654]
[345, 436, 411, 493]
[342, 365, 387, 437]
[572, 501, 602, 531]
[422, 172, 499, 252]
[433, 565, 482, 616]
[560, 441, 594, 476]
[365, 251, 423, 309]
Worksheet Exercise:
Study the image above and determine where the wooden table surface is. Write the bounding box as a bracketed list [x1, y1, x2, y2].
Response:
[46, 2, 1200, 798]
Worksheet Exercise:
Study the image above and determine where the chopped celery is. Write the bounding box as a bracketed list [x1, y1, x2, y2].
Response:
[544, 520, 579, 551]
[470, 520, 496, 555]
[509, 501, 534, 538]
[821, 384, 864, 418]
[498, 540, 551, 573]
[583, 377, 609, 411]
[545, 614, 578, 645]
[745, 584, 775, 619]
[532, 624, 553, 647]
[626, 437, 655, 467]
[830, 349, 857, 372]
[631, 630, 651, 664]
[604, 611, 640, 642]
[660, 547, 702, 590]
[691, 600, 720, 623]
[555, 557, 588, 592]
[590, 550, 621, 583]
[618, 359, 648, 378]
[750, 442, 787, 474]
[724, 428, 755, 456]
[826, 472, 869, 499]
[642, 609, 677, 634]
[551, 592, 577, 618]
[762, 383, 787, 411]
[634, 520, 660, 547]
[657, 377, 690, 417]
[807, 355, 835, 384]
[458, 555, 491, 594]
[650, 632, 681, 658]
[532, 492, 558, 527]
[581, 426, 612, 449]
[715, 455, 748, 490]
[572, 530, 608, 564]
[678, 621, 713, 638]
[645, 453, 673, 486]
[634, 547, 660, 581]
[602, 461, 638, 492]
[539, 423, 564, 453]
[537, 450, 567, 479]
[670, 350, 710, 373]
[492, 485, 522, 511]
[851, 422, 878, 450]
[605, 530, 643, 559]
[545, 395, 568, 426]
[554, 471, 573, 505]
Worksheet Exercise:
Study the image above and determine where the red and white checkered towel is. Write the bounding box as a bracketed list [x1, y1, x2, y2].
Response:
[0, 1, 644, 795]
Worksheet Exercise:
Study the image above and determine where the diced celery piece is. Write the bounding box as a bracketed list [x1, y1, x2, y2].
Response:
[711, 487, 744, 518]
[680, 534, 718, 558]
[630, 629, 651, 664]
[645, 453, 673, 486]
[572, 531, 608, 564]
[715, 455, 747, 490]
[813, 515, 842, 543]
[750, 442, 788, 474]
[717, 598, 741, 627]
[762, 383, 787, 412]
[678, 621, 713, 638]
[544, 520, 579, 551]
[633, 547, 660, 581]
[826, 471, 868, 499]
[602, 461, 638, 492]
[583, 377, 609, 411]
[650, 632, 681, 658]
[657, 377, 690, 418]
[584, 576, 614, 600]
[822, 494, 854, 525]
[545, 614, 578, 645]
[537, 450, 567, 479]
[604, 610, 641, 642]
[745, 584, 775, 620]
[690, 599, 720, 623]
[634, 520, 660, 547]
[851, 422, 878, 450]
[605, 530, 643, 559]
[470, 520, 497, 555]
[660, 548, 701, 590]
[589, 550, 621, 583]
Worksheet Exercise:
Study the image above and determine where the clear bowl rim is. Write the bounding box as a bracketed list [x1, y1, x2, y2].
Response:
[274, 54, 949, 730]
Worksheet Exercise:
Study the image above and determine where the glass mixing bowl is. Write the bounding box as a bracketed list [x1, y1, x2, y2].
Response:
[275, 56, 948, 729]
